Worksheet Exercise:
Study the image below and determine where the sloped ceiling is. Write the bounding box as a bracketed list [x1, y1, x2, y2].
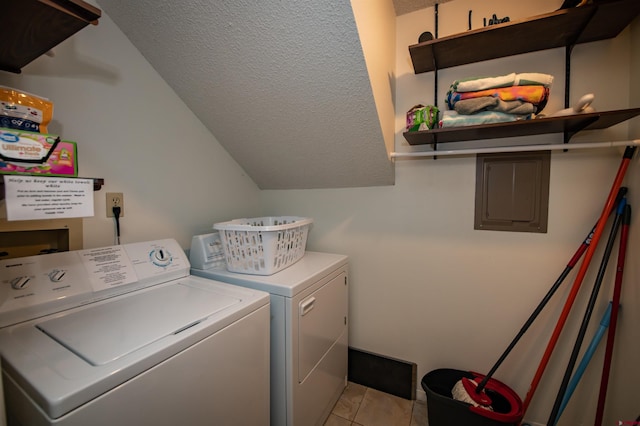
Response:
[96, 0, 400, 189]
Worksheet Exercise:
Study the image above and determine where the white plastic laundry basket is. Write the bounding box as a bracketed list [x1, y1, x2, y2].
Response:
[213, 216, 313, 275]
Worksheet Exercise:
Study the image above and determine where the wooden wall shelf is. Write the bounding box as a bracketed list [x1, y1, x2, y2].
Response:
[408, 0, 640, 74]
[1, 0, 101, 73]
[403, 108, 640, 146]
[404, 0, 640, 147]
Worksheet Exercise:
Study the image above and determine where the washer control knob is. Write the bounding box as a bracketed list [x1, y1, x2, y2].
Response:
[49, 269, 66, 282]
[151, 248, 172, 267]
[11, 276, 31, 290]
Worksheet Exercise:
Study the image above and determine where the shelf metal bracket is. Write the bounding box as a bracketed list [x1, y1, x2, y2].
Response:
[433, 3, 439, 109]
[432, 4, 439, 159]
[563, 5, 598, 146]
[563, 44, 574, 146]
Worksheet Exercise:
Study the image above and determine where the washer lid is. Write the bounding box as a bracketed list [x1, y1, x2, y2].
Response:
[37, 282, 240, 366]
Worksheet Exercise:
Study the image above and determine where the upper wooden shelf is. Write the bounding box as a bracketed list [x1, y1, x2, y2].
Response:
[402, 108, 640, 146]
[0, 0, 102, 73]
[409, 0, 640, 74]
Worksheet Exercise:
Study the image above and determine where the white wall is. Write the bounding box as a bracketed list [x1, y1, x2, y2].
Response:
[1, 3, 638, 426]
[263, 2, 640, 425]
[0, 14, 262, 249]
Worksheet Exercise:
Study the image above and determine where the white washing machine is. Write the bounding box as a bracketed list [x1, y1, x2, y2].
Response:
[0, 239, 270, 426]
[190, 233, 348, 426]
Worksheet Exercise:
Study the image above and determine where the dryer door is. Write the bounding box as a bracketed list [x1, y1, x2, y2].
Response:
[297, 272, 347, 382]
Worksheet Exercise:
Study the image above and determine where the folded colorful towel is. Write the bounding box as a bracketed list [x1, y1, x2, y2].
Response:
[446, 86, 549, 111]
[451, 72, 554, 93]
[454, 97, 536, 115]
[439, 110, 531, 128]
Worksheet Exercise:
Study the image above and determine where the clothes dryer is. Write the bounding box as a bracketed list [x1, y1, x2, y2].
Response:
[191, 233, 348, 426]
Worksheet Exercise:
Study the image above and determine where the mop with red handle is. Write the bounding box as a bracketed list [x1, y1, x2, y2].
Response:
[520, 145, 636, 420]
[593, 203, 631, 426]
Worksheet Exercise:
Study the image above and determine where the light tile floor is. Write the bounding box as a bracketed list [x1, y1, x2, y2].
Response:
[324, 382, 427, 426]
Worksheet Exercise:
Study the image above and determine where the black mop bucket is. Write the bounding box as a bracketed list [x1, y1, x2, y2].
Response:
[421, 369, 523, 426]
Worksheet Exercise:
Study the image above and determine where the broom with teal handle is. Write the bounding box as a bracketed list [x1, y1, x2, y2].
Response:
[546, 198, 626, 425]
[554, 302, 614, 424]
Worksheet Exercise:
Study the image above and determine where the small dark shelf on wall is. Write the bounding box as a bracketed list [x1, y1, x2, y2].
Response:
[402, 108, 640, 146]
[0, 176, 104, 201]
[1, 0, 102, 73]
[404, 0, 640, 148]
[408, 0, 640, 74]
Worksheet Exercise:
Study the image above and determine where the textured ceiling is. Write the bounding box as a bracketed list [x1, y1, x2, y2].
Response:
[96, 0, 398, 189]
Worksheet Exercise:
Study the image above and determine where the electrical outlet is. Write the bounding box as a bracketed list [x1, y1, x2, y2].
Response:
[106, 192, 124, 217]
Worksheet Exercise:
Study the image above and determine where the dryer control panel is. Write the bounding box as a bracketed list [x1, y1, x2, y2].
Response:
[0, 239, 190, 328]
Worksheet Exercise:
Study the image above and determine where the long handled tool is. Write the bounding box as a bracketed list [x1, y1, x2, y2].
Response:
[547, 198, 626, 425]
[556, 302, 613, 420]
[594, 203, 631, 426]
[521, 145, 636, 418]
[460, 187, 627, 408]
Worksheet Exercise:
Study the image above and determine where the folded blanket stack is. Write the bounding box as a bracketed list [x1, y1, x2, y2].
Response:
[441, 72, 554, 128]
